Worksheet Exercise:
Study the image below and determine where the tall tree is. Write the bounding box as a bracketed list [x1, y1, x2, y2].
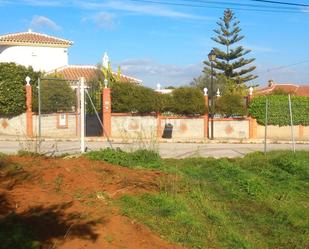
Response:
[204, 9, 257, 83]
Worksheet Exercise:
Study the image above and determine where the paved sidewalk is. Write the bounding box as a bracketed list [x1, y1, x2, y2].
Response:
[0, 139, 308, 158]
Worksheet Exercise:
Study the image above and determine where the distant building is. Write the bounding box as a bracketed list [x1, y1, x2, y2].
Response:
[256, 80, 309, 96]
[0, 29, 72, 72]
[155, 84, 173, 94]
[49, 64, 142, 87]
[0, 30, 142, 85]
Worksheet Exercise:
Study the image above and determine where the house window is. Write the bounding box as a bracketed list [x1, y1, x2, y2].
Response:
[57, 113, 68, 129]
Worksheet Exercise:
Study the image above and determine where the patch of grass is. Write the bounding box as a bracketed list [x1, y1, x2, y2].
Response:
[117, 151, 309, 249]
[54, 174, 64, 193]
[73, 188, 85, 200]
[0, 214, 41, 249]
[17, 150, 42, 157]
[85, 148, 162, 169]
[119, 193, 205, 248]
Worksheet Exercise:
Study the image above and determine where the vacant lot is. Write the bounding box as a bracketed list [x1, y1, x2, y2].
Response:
[0, 150, 308, 249]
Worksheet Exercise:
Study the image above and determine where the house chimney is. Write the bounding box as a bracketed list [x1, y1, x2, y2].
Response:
[268, 80, 274, 87]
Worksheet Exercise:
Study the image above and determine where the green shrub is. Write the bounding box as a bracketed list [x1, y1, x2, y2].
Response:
[0, 63, 40, 116]
[39, 77, 75, 113]
[111, 82, 159, 113]
[248, 95, 309, 126]
[216, 93, 247, 117]
[111, 83, 206, 115]
[172, 87, 206, 115]
[85, 148, 162, 169]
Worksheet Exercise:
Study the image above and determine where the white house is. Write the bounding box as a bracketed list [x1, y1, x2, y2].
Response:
[0, 30, 142, 85]
[0, 29, 73, 72]
[46, 52, 142, 86]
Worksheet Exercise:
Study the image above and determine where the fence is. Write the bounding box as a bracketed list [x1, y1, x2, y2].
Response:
[0, 79, 308, 143]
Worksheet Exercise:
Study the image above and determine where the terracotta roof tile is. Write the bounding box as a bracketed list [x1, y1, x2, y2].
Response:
[256, 82, 309, 96]
[296, 86, 309, 96]
[0, 30, 73, 47]
[46, 65, 142, 84]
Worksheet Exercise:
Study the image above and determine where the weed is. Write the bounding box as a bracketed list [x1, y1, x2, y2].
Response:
[104, 235, 114, 243]
[54, 174, 64, 193]
[73, 188, 85, 200]
[17, 150, 42, 157]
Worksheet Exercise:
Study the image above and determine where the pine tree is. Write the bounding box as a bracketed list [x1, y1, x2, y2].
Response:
[204, 9, 257, 83]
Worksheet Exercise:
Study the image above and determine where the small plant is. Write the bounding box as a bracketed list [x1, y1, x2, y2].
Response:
[104, 235, 114, 243]
[73, 188, 85, 200]
[17, 150, 41, 157]
[54, 174, 64, 193]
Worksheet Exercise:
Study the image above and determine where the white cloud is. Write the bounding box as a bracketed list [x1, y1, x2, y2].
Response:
[0, 0, 12, 5]
[253, 62, 309, 86]
[244, 44, 276, 53]
[82, 12, 115, 29]
[30, 15, 62, 31]
[75, 0, 211, 20]
[22, 0, 63, 7]
[115, 59, 309, 88]
[301, 7, 309, 13]
[115, 59, 204, 87]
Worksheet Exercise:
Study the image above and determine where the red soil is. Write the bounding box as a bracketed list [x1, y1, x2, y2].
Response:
[0, 156, 185, 249]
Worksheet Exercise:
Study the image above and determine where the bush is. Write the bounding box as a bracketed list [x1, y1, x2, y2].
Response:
[111, 82, 158, 113]
[39, 77, 75, 113]
[172, 87, 206, 115]
[85, 148, 162, 169]
[0, 63, 40, 116]
[216, 93, 247, 117]
[111, 83, 206, 115]
[248, 95, 309, 126]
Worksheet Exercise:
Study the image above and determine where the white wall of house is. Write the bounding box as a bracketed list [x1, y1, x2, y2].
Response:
[0, 45, 68, 72]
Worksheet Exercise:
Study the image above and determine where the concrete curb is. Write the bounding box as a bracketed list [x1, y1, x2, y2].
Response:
[0, 136, 308, 144]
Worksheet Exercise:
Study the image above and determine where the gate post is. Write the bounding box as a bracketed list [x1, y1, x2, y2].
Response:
[25, 77, 33, 137]
[248, 87, 257, 139]
[203, 88, 209, 139]
[102, 80, 111, 137]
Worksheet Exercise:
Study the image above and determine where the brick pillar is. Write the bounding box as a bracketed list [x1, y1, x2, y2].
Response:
[102, 87, 111, 137]
[157, 114, 162, 138]
[299, 125, 304, 140]
[249, 117, 257, 139]
[25, 82, 33, 137]
[204, 93, 209, 139]
[247, 87, 257, 139]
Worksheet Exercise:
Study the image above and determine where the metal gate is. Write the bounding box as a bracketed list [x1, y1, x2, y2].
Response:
[85, 83, 103, 137]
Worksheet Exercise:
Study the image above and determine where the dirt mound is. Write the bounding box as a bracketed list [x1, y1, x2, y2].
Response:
[0, 156, 185, 249]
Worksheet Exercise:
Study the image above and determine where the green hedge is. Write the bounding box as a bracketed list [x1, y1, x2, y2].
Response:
[248, 95, 309, 126]
[0, 63, 40, 116]
[111, 82, 206, 115]
[39, 78, 75, 113]
[111, 82, 159, 113]
[171, 87, 206, 115]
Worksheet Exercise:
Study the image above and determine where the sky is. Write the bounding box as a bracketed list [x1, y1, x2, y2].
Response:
[0, 0, 309, 88]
